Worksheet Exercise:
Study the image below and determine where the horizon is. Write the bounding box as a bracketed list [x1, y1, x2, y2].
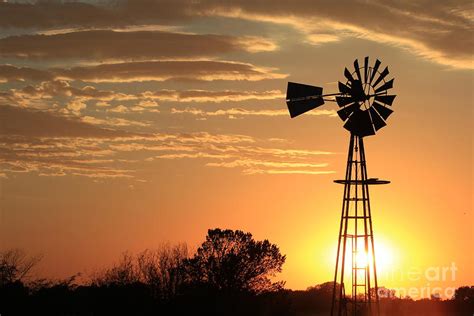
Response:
[0, 0, 472, 301]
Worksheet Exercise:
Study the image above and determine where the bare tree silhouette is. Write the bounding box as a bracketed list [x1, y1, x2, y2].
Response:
[137, 243, 188, 300]
[92, 252, 140, 286]
[0, 249, 42, 286]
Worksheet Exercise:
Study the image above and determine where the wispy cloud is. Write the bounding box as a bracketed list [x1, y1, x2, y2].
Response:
[202, 0, 473, 69]
[0, 81, 284, 105]
[0, 1, 470, 69]
[0, 30, 277, 60]
[143, 89, 284, 103]
[0, 61, 287, 83]
[81, 116, 151, 127]
[243, 169, 336, 175]
[0, 105, 335, 179]
[171, 107, 337, 118]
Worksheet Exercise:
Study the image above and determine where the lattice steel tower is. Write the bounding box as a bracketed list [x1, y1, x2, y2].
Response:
[285, 57, 396, 316]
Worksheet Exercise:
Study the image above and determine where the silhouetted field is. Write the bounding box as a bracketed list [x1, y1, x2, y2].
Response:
[1, 229, 473, 316]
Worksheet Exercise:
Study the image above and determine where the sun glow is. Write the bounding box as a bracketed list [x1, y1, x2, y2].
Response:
[352, 239, 397, 273]
[374, 240, 396, 273]
[330, 237, 399, 284]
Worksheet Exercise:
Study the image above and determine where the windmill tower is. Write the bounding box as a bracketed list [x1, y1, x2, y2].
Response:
[286, 57, 396, 316]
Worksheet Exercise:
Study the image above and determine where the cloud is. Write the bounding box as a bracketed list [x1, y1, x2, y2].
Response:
[171, 107, 337, 118]
[0, 104, 127, 138]
[0, 1, 192, 29]
[144, 89, 284, 103]
[201, 153, 335, 175]
[0, 65, 53, 82]
[0, 30, 277, 60]
[138, 100, 159, 108]
[106, 104, 160, 114]
[206, 159, 328, 169]
[0, 61, 287, 83]
[106, 105, 129, 113]
[0, 105, 136, 178]
[0, 1, 469, 68]
[243, 169, 336, 175]
[1, 81, 284, 105]
[56, 60, 287, 82]
[18, 80, 135, 100]
[200, 0, 473, 69]
[96, 101, 111, 107]
[66, 99, 87, 113]
[0, 80, 139, 112]
[81, 116, 150, 127]
[306, 34, 340, 45]
[0, 106, 334, 179]
[150, 152, 233, 160]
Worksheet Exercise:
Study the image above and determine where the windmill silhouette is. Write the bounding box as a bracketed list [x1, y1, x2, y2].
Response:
[286, 57, 396, 316]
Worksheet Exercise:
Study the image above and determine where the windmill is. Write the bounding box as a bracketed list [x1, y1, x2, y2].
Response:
[286, 57, 396, 316]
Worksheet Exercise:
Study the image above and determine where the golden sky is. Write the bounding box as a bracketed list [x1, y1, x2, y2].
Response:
[0, 0, 472, 298]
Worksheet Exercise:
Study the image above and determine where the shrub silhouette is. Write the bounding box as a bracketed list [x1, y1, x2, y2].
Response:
[92, 243, 188, 301]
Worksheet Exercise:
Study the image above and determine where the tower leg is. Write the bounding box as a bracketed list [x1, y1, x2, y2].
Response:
[331, 134, 355, 316]
[359, 137, 380, 315]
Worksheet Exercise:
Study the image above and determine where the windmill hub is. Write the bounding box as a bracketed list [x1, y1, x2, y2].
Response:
[285, 57, 397, 316]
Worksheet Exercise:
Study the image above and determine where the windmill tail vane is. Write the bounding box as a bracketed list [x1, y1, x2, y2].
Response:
[285, 57, 396, 316]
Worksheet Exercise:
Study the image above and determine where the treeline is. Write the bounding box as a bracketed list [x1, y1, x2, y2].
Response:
[1, 228, 473, 316]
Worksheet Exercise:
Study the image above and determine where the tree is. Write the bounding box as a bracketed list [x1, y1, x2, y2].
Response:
[454, 286, 474, 302]
[0, 249, 42, 287]
[186, 228, 285, 293]
[137, 243, 188, 300]
[91, 244, 188, 300]
[91, 252, 140, 286]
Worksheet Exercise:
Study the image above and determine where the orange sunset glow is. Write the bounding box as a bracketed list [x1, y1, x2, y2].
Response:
[0, 1, 472, 315]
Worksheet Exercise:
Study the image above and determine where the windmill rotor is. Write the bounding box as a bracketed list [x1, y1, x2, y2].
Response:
[286, 57, 396, 137]
[336, 57, 396, 137]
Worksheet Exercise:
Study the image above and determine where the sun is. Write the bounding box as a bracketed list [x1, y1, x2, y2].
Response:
[333, 238, 398, 278]
[354, 240, 396, 271]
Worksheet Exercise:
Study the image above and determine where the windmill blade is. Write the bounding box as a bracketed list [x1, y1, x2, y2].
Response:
[369, 59, 381, 84]
[372, 102, 393, 120]
[286, 82, 324, 118]
[373, 66, 389, 87]
[364, 56, 369, 83]
[374, 94, 396, 106]
[337, 102, 359, 121]
[369, 107, 387, 131]
[350, 80, 365, 101]
[343, 109, 376, 137]
[344, 67, 355, 82]
[354, 59, 362, 82]
[336, 96, 354, 107]
[374, 78, 394, 93]
[338, 81, 351, 94]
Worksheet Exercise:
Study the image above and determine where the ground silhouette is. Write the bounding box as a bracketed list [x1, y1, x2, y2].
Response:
[1, 229, 473, 315]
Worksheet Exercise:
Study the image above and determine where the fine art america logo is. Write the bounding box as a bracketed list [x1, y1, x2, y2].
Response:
[379, 262, 458, 299]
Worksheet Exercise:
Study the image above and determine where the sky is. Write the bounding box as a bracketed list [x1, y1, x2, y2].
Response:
[0, 0, 472, 298]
